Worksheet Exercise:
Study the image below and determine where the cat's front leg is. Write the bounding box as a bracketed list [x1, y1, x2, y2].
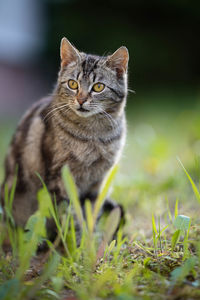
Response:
[80, 183, 125, 226]
[101, 198, 124, 221]
[99, 198, 125, 234]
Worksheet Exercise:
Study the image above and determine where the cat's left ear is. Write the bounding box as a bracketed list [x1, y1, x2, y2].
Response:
[60, 37, 81, 68]
[106, 46, 129, 77]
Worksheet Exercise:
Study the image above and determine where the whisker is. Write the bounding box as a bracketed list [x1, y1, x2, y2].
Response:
[100, 108, 117, 124]
[128, 89, 136, 94]
[99, 109, 116, 130]
[44, 103, 67, 114]
[43, 104, 70, 121]
[44, 106, 71, 123]
[84, 103, 117, 129]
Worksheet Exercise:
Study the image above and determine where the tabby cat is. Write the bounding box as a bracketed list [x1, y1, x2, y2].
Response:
[1, 38, 129, 233]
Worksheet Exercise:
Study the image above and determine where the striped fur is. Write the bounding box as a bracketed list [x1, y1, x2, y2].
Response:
[1, 38, 129, 229]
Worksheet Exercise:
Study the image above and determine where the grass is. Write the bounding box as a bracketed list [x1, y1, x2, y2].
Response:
[1, 89, 200, 299]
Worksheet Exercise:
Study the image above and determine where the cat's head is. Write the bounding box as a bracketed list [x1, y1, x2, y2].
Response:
[57, 37, 129, 118]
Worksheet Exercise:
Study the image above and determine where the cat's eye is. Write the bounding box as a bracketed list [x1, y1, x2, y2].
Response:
[92, 83, 105, 93]
[68, 79, 78, 90]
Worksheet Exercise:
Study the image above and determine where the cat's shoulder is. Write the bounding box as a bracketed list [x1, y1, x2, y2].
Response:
[18, 96, 52, 125]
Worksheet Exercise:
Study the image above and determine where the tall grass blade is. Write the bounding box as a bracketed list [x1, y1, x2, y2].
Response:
[97, 207, 120, 260]
[152, 213, 158, 252]
[85, 200, 94, 235]
[62, 165, 83, 227]
[37, 188, 54, 218]
[174, 199, 179, 219]
[17, 212, 46, 279]
[8, 166, 18, 212]
[93, 165, 118, 224]
[70, 215, 77, 252]
[166, 197, 172, 222]
[152, 213, 158, 235]
[63, 207, 71, 241]
[4, 183, 15, 226]
[183, 218, 191, 260]
[171, 229, 181, 251]
[177, 157, 200, 204]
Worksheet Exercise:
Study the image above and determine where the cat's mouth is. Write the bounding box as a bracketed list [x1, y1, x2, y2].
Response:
[77, 107, 89, 112]
[75, 106, 95, 118]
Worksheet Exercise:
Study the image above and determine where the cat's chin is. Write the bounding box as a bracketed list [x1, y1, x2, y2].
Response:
[74, 109, 97, 118]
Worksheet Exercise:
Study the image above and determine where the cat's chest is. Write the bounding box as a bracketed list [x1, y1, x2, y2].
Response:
[50, 128, 123, 194]
[65, 138, 115, 164]
[52, 134, 118, 177]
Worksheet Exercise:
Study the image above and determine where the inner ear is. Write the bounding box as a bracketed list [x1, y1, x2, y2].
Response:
[60, 37, 81, 68]
[106, 46, 129, 77]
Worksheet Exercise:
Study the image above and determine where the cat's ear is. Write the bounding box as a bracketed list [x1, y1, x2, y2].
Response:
[60, 37, 81, 68]
[106, 46, 129, 76]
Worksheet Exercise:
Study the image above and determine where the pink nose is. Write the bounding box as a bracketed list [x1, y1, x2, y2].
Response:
[77, 93, 87, 105]
[78, 98, 86, 105]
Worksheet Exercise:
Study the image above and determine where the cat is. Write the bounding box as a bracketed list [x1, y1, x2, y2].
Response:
[1, 38, 129, 235]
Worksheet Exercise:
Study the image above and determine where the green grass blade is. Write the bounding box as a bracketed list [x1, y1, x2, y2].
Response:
[17, 213, 46, 279]
[160, 225, 168, 235]
[4, 184, 14, 226]
[171, 229, 181, 251]
[152, 213, 158, 252]
[70, 215, 77, 252]
[166, 197, 173, 223]
[93, 165, 118, 224]
[183, 218, 191, 260]
[174, 198, 179, 219]
[152, 213, 158, 235]
[63, 207, 71, 241]
[97, 207, 120, 260]
[107, 239, 116, 254]
[85, 200, 94, 235]
[8, 167, 18, 212]
[37, 188, 54, 218]
[62, 165, 83, 227]
[178, 157, 200, 204]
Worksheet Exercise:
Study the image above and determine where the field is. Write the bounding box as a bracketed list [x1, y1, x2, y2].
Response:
[1, 88, 200, 300]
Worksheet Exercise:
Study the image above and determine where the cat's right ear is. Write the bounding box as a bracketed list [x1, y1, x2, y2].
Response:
[106, 46, 129, 77]
[60, 37, 81, 68]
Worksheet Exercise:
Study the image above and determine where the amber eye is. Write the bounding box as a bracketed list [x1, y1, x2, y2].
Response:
[68, 79, 78, 90]
[92, 83, 105, 93]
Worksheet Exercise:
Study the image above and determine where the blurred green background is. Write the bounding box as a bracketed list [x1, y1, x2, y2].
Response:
[0, 0, 200, 223]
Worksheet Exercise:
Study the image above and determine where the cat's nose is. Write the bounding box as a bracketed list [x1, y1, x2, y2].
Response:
[77, 95, 87, 105]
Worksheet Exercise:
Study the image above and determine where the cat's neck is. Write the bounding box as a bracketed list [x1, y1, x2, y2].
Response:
[49, 99, 124, 142]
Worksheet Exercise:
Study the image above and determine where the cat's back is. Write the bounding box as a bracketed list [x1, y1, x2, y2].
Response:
[3, 96, 52, 189]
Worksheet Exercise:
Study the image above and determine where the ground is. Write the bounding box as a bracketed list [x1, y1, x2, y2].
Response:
[1, 88, 200, 300]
